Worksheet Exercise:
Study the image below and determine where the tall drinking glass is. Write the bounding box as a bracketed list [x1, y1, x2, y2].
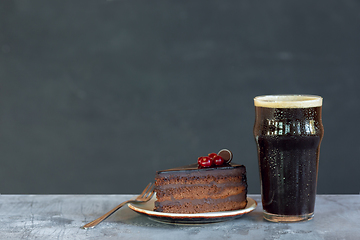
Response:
[253, 95, 324, 222]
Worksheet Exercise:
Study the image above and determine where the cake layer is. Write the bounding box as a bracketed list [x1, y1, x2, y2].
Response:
[155, 192, 246, 208]
[156, 185, 246, 201]
[156, 180, 243, 190]
[155, 175, 245, 186]
[155, 197, 248, 214]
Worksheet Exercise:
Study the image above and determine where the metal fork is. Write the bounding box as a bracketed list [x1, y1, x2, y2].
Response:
[81, 182, 155, 229]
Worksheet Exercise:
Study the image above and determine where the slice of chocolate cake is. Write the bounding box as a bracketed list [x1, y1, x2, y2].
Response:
[154, 163, 248, 214]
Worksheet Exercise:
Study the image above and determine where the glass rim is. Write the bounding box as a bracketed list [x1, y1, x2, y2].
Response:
[254, 94, 323, 108]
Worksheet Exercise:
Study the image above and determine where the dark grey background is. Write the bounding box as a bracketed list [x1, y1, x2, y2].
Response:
[1, 1, 359, 194]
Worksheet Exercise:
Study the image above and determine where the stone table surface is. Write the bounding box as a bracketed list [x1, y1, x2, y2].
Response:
[0, 194, 359, 240]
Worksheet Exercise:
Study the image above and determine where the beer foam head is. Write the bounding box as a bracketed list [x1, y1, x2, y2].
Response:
[254, 95, 323, 108]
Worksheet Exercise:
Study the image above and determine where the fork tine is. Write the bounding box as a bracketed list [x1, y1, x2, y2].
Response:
[145, 183, 155, 198]
[139, 182, 152, 197]
[142, 183, 153, 196]
[146, 190, 155, 200]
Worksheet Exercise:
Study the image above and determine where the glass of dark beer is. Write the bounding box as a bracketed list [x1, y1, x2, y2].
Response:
[253, 95, 324, 222]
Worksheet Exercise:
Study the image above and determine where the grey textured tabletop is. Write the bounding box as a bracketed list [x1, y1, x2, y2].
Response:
[0, 194, 359, 239]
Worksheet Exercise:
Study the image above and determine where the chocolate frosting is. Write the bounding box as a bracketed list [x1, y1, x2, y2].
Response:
[156, 163, 244, 174]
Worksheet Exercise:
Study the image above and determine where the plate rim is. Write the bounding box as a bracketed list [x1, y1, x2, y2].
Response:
[128, 196, 257, 219]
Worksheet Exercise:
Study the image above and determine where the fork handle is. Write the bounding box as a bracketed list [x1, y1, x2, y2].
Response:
[81, 200, 130, 229]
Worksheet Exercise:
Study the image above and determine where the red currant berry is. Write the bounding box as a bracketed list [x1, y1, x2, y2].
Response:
[197, 157, 203, 165]
[208, 153, 218, 160]
[199, 156, 213, 167]
[213, 155, 225, 166]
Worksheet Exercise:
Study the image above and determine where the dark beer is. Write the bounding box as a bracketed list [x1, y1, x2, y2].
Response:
[253, 95, 324, 222]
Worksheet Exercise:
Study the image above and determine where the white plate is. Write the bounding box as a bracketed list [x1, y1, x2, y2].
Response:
[128, 196, 257, 224]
